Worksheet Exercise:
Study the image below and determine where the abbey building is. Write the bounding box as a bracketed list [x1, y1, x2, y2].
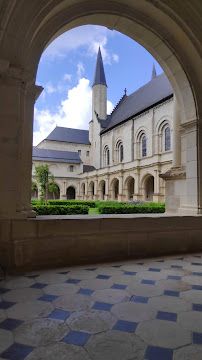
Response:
[32, 48, 174, 202]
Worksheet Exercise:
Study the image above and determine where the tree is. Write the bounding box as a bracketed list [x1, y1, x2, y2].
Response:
[35, 164, 51, 204]
[31, 182, 38, 198]
[48, 176, 59, 200]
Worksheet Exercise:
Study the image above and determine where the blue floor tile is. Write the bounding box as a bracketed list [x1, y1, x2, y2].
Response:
[137, 262, 144, 265]
[193, 332, 202, 344]
[1, 343, 34, 360]
[191, 263, 202, 266]
[145, 346, 173, 360]
[164, 290, 179, 297]
[0, 318, 23, 331]
[192, 285, 202, 290]
[192, 303, 202, 312]
[26, 275, 39, 279]
[130, 296, 148, 304]
[96, 275, 110, 279]
[48, 309, 71, 320]
[30, 283, 47, 289]
[62, 330, 91, 346]
[156, 311, 177, 322]
[58, 271, 69, 275]
[192, 272, 202, 276]
[111, 265, 122, 268]
[171, 265, 183, 269]
[86, 268, 97, 271]
[176, 257, 184, 260]
[113, 320, 138, 333]
[38, 294, 58, 302]
[66, 279, 80, 284]
[77, 289, 94, 296]
[0, 288, 9, 295]
[141, 279, 155, 285]
[111, 284, 127, 290]
[149, 268, 161, 272]
[124, 271, 137, 276]
[168, 275, 181, 280]
[0, 301, 15, 309]
[92, 301, 113, 311]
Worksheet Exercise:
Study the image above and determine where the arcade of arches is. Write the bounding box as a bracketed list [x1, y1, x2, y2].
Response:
[0, 1, 202, 272]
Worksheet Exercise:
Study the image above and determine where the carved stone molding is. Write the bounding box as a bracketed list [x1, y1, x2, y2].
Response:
[159, 166, 186, 180]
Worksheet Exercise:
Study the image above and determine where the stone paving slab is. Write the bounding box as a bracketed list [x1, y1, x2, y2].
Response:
[0, 252, 202, 359]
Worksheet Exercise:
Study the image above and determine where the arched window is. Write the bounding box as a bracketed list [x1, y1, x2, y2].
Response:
[107, 148, 110, 165]
[142, 136, 147, 157]
[165, 127, 170, 151]
[120, 144, 124, 162]
[103, 145, 110, 167]
[69, 165, 74, 172]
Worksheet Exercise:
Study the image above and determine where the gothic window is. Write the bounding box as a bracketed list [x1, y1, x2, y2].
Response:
[103, 145, 110, 166]
[165, 127, 170, 151]
[120, 144, 124, 162]
[78, 150, 81, 155]
[70, 165, 74, 172]
[142, 136, 147, 157]
[107, 148, 110, 165]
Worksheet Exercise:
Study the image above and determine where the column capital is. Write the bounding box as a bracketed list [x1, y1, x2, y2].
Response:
[160, 166, 186, 180]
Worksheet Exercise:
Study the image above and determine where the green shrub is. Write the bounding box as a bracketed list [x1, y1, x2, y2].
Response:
[47, 200, 96, 208]
[31, 199, 40, 205]
[33, 205, 89, 215]
[98, 204, 165, 214]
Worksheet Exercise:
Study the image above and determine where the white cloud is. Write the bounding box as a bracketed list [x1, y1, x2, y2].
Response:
[33, 77, 113, 146]
[63, 73, 72, 81]
[77, 62, 85, 78]
[42, 25, 119, 65]
[45, 82, 56, 94]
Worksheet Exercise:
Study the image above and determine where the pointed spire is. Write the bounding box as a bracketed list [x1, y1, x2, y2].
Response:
[151, 63, 157, 80]
[93, 47, 107, 87]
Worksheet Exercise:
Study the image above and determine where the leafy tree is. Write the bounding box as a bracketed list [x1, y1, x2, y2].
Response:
[31, 182, 38, 198]
[35, 164, 51, 204]
[48, 176, 59, 200]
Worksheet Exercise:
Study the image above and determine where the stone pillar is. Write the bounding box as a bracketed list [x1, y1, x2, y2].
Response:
[85, 180, 88, 200]
[94, 178, 98, 200]
[172, 95, 181, 168]
[0, 65, 42, 219]
[118, 173, 123, 202]
[61, 181, 66, 199]
[105, 176, 109, 200]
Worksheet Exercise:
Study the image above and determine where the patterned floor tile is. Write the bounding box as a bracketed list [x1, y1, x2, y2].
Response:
[77, 289, 94, 296]
[1, 343, 34, 360]
[149, 268, 161, 272]
[38, 294, 58, 302]
[0, 288, 9, 295]
[145, 345, 173, 360]
[164, 290, 179, 297]
[156, 311, 177, 322]
[92, 302, 113, 311]
[141, 279, 155, 285]
[130, 296, 148, 304]
[123, 271, 137, 276]
[113, 320, 138, 333]
[0, 318, 23, 331]
[192, 285, 202, 290]
[0, 301, 15, 309]
[62, 330, 91, 346]
[171, 265, 183, 269]
[48, 309, 72, 320]
[66, 279, 80, 284]
[193, 332, 202, 344]
[111, 284, 127, 290]
[192, 303, 202, 311]
[96, 275, 110, 280]
[30, 283, 47, 289]
[168, 275, 181, 280]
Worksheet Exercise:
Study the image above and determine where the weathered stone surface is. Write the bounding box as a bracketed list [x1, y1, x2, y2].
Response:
[44, 283, 79, 296]
[4, 288, 43, 302]
[148, 295, 192, 313]
[14, 318, 69, 346]
[67, 310, 116, 333]
[110, 275, 137, 285]
[26, 343, 91, 360]
[0, 329, 13, 354]
[0, 309, 6, 322]
[79, 279, 113, 290]
[53, 294, 94, 312]
[1, 277, 35, 289]
[111, 302, 157, 322]
[7, 300, 54, 321]
[173, 345, 202, 360]
[180, 289, 202, 304]
[183, 275, 202, 286]
[156, 279, 192, 291]
[68, 270, 97, 280]
[95, 267, 123, 276]
[121, 264, 148, 272]
[85, 330, 147, 360]
[92, 288, 130, 304]
[137, 271, 167, 281]
[178, 311, 202, 332]
[127, 283, 163, 297]
[136, 319, 191, 349]
[36, 273, 67, 284]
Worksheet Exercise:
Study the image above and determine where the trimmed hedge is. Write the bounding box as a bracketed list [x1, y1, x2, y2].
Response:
[47, 200, 96, 208]
[98, 204, 165, 214]
[33, 205, 89, 215]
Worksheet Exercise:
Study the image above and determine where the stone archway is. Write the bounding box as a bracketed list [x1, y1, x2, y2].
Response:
[31, 183, 38, 199]
[144, 176, 154, 202]
[66, 186, 76, 200]
[111, 179, 119, 201]
[48, 183, 60, 200]
[0, 1, 201, 218]
[99, 180, 106, 201]
[89, 182, 95, 200]
[125, 177, 135, 201]
[81, 183, 85, 200]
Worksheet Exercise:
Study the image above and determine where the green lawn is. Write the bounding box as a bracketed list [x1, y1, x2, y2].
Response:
[88, 207, 100, 214]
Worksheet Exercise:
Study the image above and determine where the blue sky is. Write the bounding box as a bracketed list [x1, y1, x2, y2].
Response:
[34, 25, 163, 145]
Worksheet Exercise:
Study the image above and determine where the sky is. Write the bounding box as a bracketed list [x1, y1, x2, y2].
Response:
[34, 25, 163, 146]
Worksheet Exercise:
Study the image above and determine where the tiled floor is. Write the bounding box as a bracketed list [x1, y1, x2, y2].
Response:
[0, 253, 202, 360]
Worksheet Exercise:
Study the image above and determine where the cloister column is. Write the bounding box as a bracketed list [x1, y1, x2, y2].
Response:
[85, 179, 88, 200]
[118, 173, 123, 202]
[94, 177, 98, 200]
[77, 181, 81, 200]
[172, 95, 181, 168]
[0, 64, 42, 219]
[105, 176, 109, 200]
[61, 181, 67, 199]
[134, 171, 141, 200]
[153, 169, 161, 202]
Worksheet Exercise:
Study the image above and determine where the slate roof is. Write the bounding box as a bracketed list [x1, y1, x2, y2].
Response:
[93, 47, 107, 87]
[101, 72, 173, 133]
[45, 127, 90, 145]
[83, 165, 95, 173]
[33, 148, 82, 163]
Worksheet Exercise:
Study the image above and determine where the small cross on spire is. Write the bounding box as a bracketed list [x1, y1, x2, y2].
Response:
[124, 88, 127, 95]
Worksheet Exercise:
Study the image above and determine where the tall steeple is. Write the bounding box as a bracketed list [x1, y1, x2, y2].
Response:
[151, 63, 157, 80]
[93, 47, 107, 87]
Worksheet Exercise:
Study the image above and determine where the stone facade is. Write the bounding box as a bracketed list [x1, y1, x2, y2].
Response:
[32, 50, 174, 203]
